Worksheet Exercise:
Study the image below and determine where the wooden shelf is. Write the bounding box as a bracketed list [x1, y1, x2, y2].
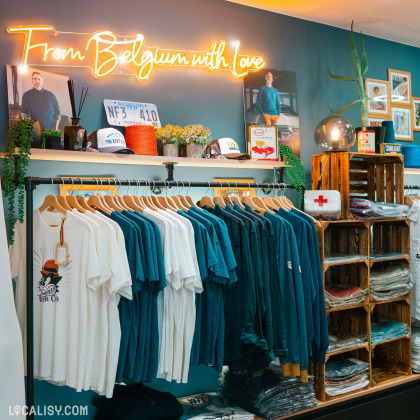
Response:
[370, 295, 410, 305]
[326, 343, 369, 357]
[0, 148, 285, 170]
[324, 255, 368, 269]
[369, 255, 410, 264]
[326, 302, 369, 313]
[371, 335, 411, 348]
[404, 168, 420, 175]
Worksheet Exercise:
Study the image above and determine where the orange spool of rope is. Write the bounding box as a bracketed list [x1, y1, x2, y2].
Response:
[125, 125, 157, 156]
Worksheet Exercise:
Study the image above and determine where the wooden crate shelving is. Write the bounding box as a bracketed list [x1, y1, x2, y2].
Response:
[311, 153, 404, 219]
[315, 217, 412, 401]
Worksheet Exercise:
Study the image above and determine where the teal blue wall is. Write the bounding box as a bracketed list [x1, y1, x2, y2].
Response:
[1, 0, 420, 417]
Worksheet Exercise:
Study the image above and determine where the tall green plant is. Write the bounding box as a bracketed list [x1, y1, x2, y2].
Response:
[326, 21, 369, 127]
[3, 119, 33, 244]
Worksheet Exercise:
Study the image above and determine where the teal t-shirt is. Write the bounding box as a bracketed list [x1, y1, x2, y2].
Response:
[257, 85, 281, 116]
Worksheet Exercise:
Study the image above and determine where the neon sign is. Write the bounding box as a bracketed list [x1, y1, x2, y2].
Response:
[8, 25, 265, 80]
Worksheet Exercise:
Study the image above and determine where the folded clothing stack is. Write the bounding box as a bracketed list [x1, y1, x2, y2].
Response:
[328, 329, 367, 353]
[371, 318, 410, 344]
[325, 285, 368, 308]
[411, 326, 420, 373]
[178, 393, 254, 420]
[350, 199, 410, 220]
[370, 266, 411, 301]
[325, 356, 370, 396]
[220, 368, 317, 419]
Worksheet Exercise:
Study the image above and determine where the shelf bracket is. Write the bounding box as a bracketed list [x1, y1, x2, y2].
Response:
[151, 161, 178, 195]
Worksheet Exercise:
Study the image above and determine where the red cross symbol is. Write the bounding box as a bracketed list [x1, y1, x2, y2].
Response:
[314, 195, 328, 207]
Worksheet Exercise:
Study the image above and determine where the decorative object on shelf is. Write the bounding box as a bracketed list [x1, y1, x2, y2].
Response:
[279, 144, 305, 207]
[64, 80, 88, 151]
[304, 190, 341, 220]
[180, 124, 212, 159]
[388, 69, 412, 106]
[247, 125, 278, 160]
[2, 118, 36, 243]
[155, 124, 183, 157]
[314, 116, 355, 153]
[43, 129, 63, 149]
[125, 125, 157, 156]
[326, 21, 369, 127]
[356, 126, 375, 153]
[382, 120, 396, 143]
[204, 138, 250, 160]
[380, 143, 402, 155]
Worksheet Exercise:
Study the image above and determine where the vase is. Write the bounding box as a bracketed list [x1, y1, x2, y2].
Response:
[372, 126, 387, 153]
[64, 117, 87, 151]
[186, 144, 203, 158]
[45, 136, 63, 150]
[30, 121, 43, 148]
[163, 144, 179, 157]
[356, 126, 375, 153]
[179, 144, 186, 157]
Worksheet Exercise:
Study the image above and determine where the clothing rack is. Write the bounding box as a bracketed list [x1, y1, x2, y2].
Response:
[23, 176, 301, 420]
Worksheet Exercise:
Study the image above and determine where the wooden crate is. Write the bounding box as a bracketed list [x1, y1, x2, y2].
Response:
[315, 217, 412, 402]
[311, 153, 404, 219]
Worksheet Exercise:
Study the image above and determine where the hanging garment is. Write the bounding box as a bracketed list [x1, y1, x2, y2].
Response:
[0, 186, 25, 419]
[409, 201, 420, 322]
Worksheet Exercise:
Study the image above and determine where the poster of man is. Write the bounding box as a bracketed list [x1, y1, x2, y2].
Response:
[6, 65, 72, 131]
[244, 69, 300, 157]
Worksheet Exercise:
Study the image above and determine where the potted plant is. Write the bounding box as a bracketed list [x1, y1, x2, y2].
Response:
[3, 118, 37, 243]
[155, 124, 183, 157]
[180, 124, 212, 158]
[279, 144, 305, 207]
[326, 21, 379, 149]
[43, 129, 63, 149]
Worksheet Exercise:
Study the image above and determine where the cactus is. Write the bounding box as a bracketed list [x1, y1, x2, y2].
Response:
[326, 21, 369, 127]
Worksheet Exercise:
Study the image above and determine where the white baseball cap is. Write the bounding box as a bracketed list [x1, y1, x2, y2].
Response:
[205, 138, 250, 159]
[87, 128, 134, 154]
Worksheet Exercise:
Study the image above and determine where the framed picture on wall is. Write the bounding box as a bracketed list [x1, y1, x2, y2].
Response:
[413, 97, 420, 131]
[388, 69, 412, 106]
[365, 78, 390, 116]
[391, 106, 413, 141]
[367, 117, 389, 127]
[213, 178, 255, 200]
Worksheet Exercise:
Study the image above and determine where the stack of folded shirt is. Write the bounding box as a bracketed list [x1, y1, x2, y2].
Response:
[350, 199, 410, 220]
[220, 368, 317, 418]
[411, 326, 420, 373]
[325, 285, 368, 308]
[371, 318, 410, 344]
[178, 393, 254, 420]
[328, 329, 367, 353]
[325, 356, 370, 396]
[370, 266, 411, 301]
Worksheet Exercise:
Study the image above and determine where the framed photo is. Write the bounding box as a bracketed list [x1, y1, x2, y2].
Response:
[368, 117, 389, 127]
[213, 178, 255, 200]
[365, 78, 390, 116]
[391, 107, 413, 141]
[388, 69, 412, 106]
[413, 97, 420, 131]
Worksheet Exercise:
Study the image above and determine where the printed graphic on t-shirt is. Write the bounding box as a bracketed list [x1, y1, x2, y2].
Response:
[35, 248, 71, 303]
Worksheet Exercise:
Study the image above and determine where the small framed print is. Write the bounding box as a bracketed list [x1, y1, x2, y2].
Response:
[367, 117, 388, 127]
[365, 78, 390, 116]
[391, 106, 413, 141]
[413, 97, 420, 131]
[388, 69, 412, 106]
[213, 178, 255, 200]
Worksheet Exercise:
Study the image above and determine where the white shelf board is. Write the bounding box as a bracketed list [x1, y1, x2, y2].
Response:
[0, 149, 285, 170]
[405, 168, 420, 175]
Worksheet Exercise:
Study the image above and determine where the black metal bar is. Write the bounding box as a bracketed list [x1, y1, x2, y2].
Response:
[25, 178, 34, 420]
[24, 177, 297, 190]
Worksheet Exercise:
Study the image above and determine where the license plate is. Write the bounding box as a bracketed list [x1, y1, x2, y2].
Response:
[103, 99, 161, 127]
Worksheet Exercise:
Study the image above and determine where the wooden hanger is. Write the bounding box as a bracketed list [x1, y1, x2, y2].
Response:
[65, 179, 86, 213]
[252, 196, 274, 214]
[263, 196, 279, 211]
[199, 183, 215, 208]
[86, 179, 113, 214]
[214, 197, 226, 209]
[39, 195, 68, 214]
[77, 195, 95, 213]
[170, 181, 189, 211]
[242, 196, 264, 214]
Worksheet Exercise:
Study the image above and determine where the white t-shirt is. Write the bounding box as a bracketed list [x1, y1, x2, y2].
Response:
[409, 201, 420, 321]
[10, 209, 101, 389]
[0, 186, 25, 419]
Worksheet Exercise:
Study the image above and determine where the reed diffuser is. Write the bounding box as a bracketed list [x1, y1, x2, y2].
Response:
[64, 80, 89, 151]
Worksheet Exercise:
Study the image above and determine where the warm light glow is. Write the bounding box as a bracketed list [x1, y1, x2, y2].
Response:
[8, 25, 265, 81]
[18, 65, 28, 74]
[331, 127, 340, 141]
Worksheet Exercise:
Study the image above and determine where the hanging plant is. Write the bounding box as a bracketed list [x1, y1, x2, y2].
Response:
[3, 118, 34, 244]
[279, 144, 305, 207]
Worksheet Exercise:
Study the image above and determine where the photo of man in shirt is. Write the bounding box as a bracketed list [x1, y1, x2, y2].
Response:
[21, 71, 61, 131]
[257, 71, 281, 126]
